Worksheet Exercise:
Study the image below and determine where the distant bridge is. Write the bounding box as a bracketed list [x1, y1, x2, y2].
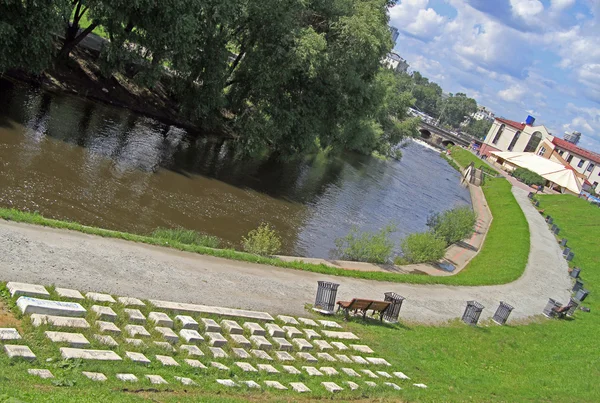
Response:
[417, 121, 476, 148]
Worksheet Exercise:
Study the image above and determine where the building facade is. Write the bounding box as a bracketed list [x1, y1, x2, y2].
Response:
[480, 117, 550, 157]
[471, 106, 495, 122]
[390, 26, 399, 45]
[539, 137, 600, 190]
[382, 52, 409, 73]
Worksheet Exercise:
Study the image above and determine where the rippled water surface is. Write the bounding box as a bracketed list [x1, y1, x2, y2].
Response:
[0, 78, 471, 258]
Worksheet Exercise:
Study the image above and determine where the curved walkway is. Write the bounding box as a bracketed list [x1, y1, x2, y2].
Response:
[0, 187, 571, 324]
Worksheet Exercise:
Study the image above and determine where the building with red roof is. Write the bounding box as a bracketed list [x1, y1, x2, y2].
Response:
[479, 115, 550, 158]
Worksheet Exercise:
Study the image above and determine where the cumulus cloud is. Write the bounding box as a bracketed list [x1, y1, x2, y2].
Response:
[510, 0, 544, 18]
[498, 84, 528, 102]
[550, 0, 576, 11]
[389, 0, 446, 41]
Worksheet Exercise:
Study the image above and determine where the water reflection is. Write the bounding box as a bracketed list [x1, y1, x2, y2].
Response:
[0, 78, 471, 258]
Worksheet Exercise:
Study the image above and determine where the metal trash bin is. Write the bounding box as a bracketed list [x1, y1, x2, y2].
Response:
[567, 298, 579, 317]
[566, 251, 575, 262]
[560, 238, 567, 247]
[528, 192, 534, 199]
[551, 224, 557, 232]
[534, 200, 540, 207]
[492, 301, 514, 325]
[382, 292, 405, 323]
[572, 279, 584, 293]
[554, 227, 560, 235]
[575, 289, 589, 302]
[461, 301, 484, 326]
[562, 247, 571, 256]
[570, 267, 581, 278]
[547, 217, 553, 225]
[543, 298, 561, 318]
[314, 281, 340, 314]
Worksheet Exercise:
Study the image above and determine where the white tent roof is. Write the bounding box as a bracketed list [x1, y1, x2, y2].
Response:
[491, 151, 583, 194]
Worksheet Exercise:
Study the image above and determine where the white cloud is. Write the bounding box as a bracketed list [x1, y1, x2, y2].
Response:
[510, 0, 544, 18]
[550, 0, 576, 11]
[389, 0, 446, 41]
[498, 84, 528, 102]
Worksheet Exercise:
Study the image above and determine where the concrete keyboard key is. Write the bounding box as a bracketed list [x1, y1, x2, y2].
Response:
[17, 297, 87, 317]
[149, 300, 274, 321]
[60, 347, 122, 361]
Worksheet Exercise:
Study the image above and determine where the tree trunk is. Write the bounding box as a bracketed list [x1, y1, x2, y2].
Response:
[58, 22, 99, 61]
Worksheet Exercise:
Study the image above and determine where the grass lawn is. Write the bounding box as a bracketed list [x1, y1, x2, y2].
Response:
[449, 146, 498, 175]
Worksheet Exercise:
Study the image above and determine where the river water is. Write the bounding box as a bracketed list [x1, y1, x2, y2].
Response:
[0, 78, 471, 259]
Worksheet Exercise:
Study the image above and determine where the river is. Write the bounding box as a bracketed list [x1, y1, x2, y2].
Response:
[0, 78, 471, 259]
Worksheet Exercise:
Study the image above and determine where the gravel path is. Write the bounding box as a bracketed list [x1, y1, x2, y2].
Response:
[0, 187, 571, 324]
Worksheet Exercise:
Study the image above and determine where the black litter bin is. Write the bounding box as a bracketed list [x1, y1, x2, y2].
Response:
[461, 301, 484, 326]
[382, 292, 405, 323]
[492, 302, 514, 325]
[314, 281, 340, 314]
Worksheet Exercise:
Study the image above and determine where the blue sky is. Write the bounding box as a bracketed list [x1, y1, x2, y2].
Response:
[389, 0, 600, 153]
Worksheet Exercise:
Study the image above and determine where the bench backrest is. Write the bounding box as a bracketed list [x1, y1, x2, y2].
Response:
[347, 299, 390, 312]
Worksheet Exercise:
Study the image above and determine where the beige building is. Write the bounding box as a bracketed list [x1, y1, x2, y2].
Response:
[480, 117, 550, 157]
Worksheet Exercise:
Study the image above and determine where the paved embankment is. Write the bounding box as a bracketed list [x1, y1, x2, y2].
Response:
[0, 187, 571, 324]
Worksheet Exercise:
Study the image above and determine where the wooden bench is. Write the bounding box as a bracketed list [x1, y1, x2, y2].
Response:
[336, 298, 391, 321]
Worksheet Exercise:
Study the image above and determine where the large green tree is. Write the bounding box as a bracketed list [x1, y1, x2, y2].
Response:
[464, 118, 493, 139]
[439, 93, 477, 128]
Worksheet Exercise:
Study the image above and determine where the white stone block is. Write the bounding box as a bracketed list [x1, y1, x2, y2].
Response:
[303, 329, 321, 339]
[60, 347, 122, 361]
[126, 351, 151, 364]
[251, 349, 272, 360]
[336, 354, 352, 363]
[265, 323, 285, 337]
[31, 314, 89, 329]
[0, 328, 21, 340]
[290, 382, 311, 392]
[242, 380, 261, 389]
[361, 369, 378, 378]
[297, 352, 317, 362]
[17, 297, 86, 317]
[341, 368, 361, 377]
[91, 305, 117, 322]
[351, 355, 368, 365]
[125, 338, 145, 347]
[55, 288, 84, 300]
[230, 334, 251, 348]
[85, 292, 115, 303]
[298, 317, 318, 327]
[154, 341, 175, 352]
[216, 379, 236, 387]
[283, 365, 301, 374]
[351, 344, 374, 354]
[125, 325, 150, 337]
[82, 371, 107, 381]
[124, 309, 146, 324]
[45, 331, 90, 348]
[318, 320, 342, 328]
[7, 282, 49, 298]
[272, 337, 293, 351]
[413, 383, 427, 388]
[345, 381, 360, 390]
[155, 326, 179, 343]
[206, 332, 227, 347]
[117, 297, 145, 307]
[180, 329, 204, 343]
[321, 330, 358, 340]
[283, 326, 303, 338]
[175, 376, 195, 385]
[149, 299, 274, 321]
[277, 315, 299, 325]
[365, 381, 377, 387]
[385, 382, 401, 390]
[314, 340, 333, 351]
[211, 362, 229, 370]
[28, 369, 54, 379]
[331, 342, 348, 350]
[322, 382, 343, 392]
[175, 315, 198, 330]
[303, 366, 323, 376]
[201, 318, 221, 333]
[366, 357, 391, 366]
[292, 338, 313, 351]
[220, 320, 243, 334]
[393, 371, 410, 380]
[274, 351, 295, 361]
[209, 347, 228, 358]
[148, 312, 174, 328]
[257, 364, 279, 374]
[250, 335, 272, 350]
[97, 321, 121, 334]
[243, 322, 265, 336]
[232, 348, 250, 358]
[4, 345, 36, 361]
[317, 352, 336, 362]
[235, 362, 257, 372]
[180, 344, 204, 356]
[156, 355, 179, 366]
[146, 375, 168, 384]
[320, 366, 339, 376]
[117, 373, 138, 382]
[184, 359, 207, 368]
[264, 380, 286, 390]
[377, 371, 392, 378]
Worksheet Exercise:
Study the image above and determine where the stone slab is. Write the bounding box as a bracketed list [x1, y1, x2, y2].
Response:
[117, 296, 145, 307]
[206, 332, 227, 347]
[232, 348, 250, 359]
[117, 373, 138, 382]
[221, 319, 243, 334]
[336, 354, 352, 363]
[28, 369, 54, 379]
[257, 364, 279, 374]
[175, 315, 199, 330]
[321, 366, 339, 376]
[272, 337, 293, 351]
[293, 338, 313, 351]
[55, 288, 84, 300]
[124, 309, 146, 324]
[274, 351, 295, 361]
[45, 331, 90, 348]
[251, 349, 272, 360]
[265, 323, 285, 337]
[0, 328, 21, 340]
[230, 334, 251, 348]
[243, 322, 266, 336]
[298, 317, 319, 327]
[385, 382, 402, 390]
[4, 345, 36, 361]
[377, 371, 392, 378]
[148, 312, 174, 328]
[156, 355, 179, 366]
[361, 369, 378, 378]
[331, 342, 348, 350]
[283, 326, 303, 338]
[322, 330, 359, 340]
[290, 382, 311, 392]
[97, 321, 121, 334]
[125, 338, 145, 347]
[303, 329, 321, 339]
[175, 376, 196, 385]
[146, 375, 168, 384]
[211, 362, 229, 370]
[283, 365, 301, 374]
[180, 344, 204, 356]
[156, 326, 179, 343]
[413, 383, 428, 388]
[7, 282, 49, 298]
[149, 299, 274, 321]
[297, 352, 317, 362]
[17, 297, 86, 317]
[342, 368, 361, 377]
[60, 347, 121, 361]
[277, 315, 299, 325]
[322, 382, 343, 392]
[314, 340, 333, 351]
[264, 380, 286, 390]
[235, 362, 257, 372]
[366, 357, 391, 366]
[303, 366, 323, 376]
[319, 320, 342, 328]
[250, 335, 272, 350]
[82, 371, 107, 381]
[216, 379, 236, 387]
[242, 380, 261, 389]
[317, 352, 336, 362]
[154, 341, 175, 352]
[126, 351, 151, 364]
[185, 359, 207, 368]
[91, 305, 117, 322]
[125, 325, 150, 337]
[394, 371, 410, 380]
[201, 318, 221, 333]
[209, 347, 228, 358]
[351, 355, 369, 365]
[351, 344, 374, 354]
[365, 381, 377, 387]
[86, 292, 115, 303]
[345, 381, 360, 390]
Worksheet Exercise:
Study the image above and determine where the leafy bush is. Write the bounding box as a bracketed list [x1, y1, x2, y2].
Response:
[427, 206, 477, 246]
[512, 167, 545, 187]
[151, 228, 221, 248]
[400, 232, 447, 264]
[242, 223, 282, 256]
[333, 225, 395, 264]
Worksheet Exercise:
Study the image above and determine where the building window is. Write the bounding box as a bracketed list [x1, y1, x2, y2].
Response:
[587, 163, 595, 172]
[537, 146, 546, 156]
[558, 150, 564, 156]
[578, 159, 585, 168]
[524, 131, 542, 153]
[492, 124, 504, 144]
[567, 155, 574, 163]
[508, 131, 521, 151]
[594, 182, 599, 189]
